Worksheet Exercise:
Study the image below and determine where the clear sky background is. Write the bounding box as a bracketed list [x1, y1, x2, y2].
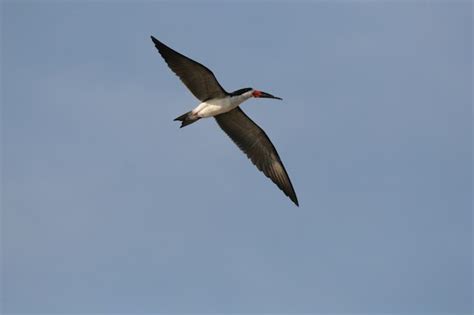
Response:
[1, 1, 472, 313]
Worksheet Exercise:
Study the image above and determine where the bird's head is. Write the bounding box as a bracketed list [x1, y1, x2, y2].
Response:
[229, 88, 282, 101]
[251, 89, 282, 100]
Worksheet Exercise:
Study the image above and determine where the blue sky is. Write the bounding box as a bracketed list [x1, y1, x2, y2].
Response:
[1, 1, 472, 313]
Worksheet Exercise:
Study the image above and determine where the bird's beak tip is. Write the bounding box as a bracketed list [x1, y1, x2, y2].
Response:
[258, 91, 282, 100]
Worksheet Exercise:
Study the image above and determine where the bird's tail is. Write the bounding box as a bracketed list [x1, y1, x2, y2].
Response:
[174, 111, 200, 128]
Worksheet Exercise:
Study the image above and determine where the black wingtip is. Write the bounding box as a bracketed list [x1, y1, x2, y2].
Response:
[151, 36, 164, 48]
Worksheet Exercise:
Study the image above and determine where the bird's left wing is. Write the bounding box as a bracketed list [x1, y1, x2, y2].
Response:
[151, 36, 228, 102]
[215, 108, 299, 206]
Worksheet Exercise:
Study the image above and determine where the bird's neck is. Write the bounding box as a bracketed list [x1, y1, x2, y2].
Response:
[229, 91, 253, 106]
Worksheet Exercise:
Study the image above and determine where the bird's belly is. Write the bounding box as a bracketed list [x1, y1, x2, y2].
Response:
[192, 98, 237, 118]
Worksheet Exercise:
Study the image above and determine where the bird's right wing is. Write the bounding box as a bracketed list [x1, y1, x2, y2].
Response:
[215, 108, 299, 206]
[151, 36, 228, 102]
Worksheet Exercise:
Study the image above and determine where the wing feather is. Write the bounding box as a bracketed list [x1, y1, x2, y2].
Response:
[151, 36, 227, 101]
[215, 108, 299, 206]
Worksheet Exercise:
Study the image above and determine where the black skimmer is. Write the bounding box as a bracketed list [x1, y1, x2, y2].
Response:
[151, 36, 299, 206]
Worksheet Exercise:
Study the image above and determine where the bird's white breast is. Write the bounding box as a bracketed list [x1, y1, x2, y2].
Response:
[192, 93, 252, 118]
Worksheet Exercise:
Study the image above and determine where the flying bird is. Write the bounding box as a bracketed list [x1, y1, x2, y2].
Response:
[151, 36, 298, 206]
